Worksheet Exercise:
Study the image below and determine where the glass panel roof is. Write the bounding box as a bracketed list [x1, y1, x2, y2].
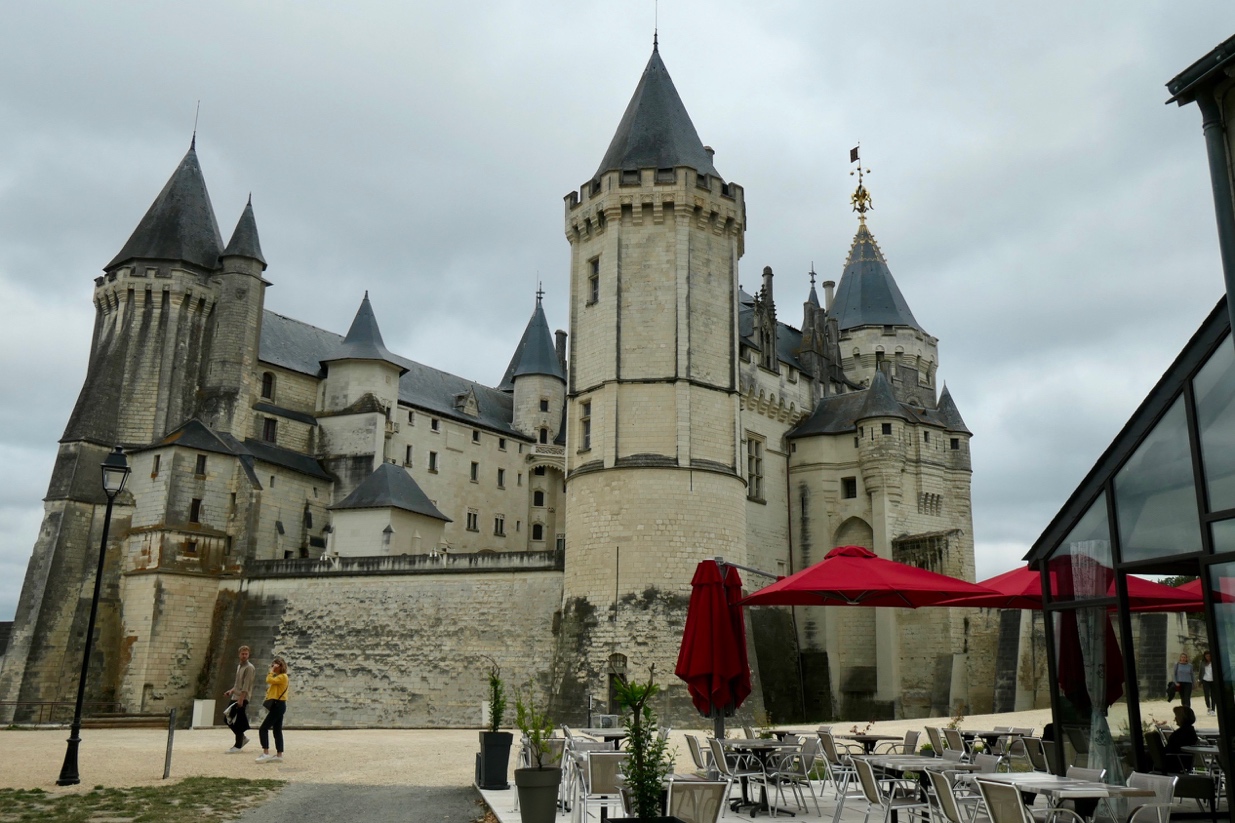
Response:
[1048, 493, 1112, 600]
[1195, 336, 1235, 512]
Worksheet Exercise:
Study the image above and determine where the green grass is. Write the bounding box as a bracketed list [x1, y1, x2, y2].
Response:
[0, 777, 284, 822]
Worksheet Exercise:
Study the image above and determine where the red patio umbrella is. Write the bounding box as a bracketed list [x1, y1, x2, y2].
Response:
[738, 545, 998, 608]
[938, 565, 1203, 611]
[675, 559, 752, 731]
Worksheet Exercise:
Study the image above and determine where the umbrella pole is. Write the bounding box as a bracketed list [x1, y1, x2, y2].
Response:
[714, 712, 724, 740]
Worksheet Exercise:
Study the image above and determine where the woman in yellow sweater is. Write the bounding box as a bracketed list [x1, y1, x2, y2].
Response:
[256, 657, 289, 763]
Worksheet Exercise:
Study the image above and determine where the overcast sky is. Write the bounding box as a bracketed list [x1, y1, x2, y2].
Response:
[1, 2, 1232, 621]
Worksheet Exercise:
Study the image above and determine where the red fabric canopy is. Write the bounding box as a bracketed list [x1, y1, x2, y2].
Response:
[675, 560, 752, 717]
[738, 545, 998, 608]
[938, 565, 1203, 611]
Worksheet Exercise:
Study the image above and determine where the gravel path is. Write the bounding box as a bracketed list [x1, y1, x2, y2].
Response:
[232, 784, 482, 823]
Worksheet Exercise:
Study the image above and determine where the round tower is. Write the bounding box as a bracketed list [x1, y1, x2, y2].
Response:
[558, 44, 748, 718]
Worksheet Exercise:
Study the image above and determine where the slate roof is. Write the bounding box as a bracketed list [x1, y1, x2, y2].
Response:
[323, 293, 406, 373]
[222, 196, 266, 267]
[331, 462, 451, 521]
[738, 289, 805, 372]
[259, 311, 523, 437]
[857, 370, 911, 421]
[106, 143, 224, 272]
[937, 385, 971, 434]
[830, 222, 923, 332]
[788, 371, 961, 438]
[595, 45, 720, 179]
[130, 418, 329, 483]
[498, 297, 566, 390]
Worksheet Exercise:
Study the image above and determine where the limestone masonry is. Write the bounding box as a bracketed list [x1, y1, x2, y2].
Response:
[1, 44, 990, 727]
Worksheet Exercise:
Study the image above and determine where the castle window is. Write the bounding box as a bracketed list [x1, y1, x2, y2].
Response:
[518, 472, 523, 486]
[924, 432, 930, 443]
[581, 401, 592, 451]
[532, 523, 545, 541]
[534, 490, 545, 507]
[494, 515, 505, 536]
[499, 437, 507, 451]
[746, 435, 765, 502]
[556, 535, 566, 552]
[951, 438, 960, 451]
[472, 430, 480, 443]
[882, 422, 892, 435]
[431, 418, 440, 432]
[883, 325, 895, 336]
[854, 437, 860, 448]
[497, 468, 505, 488]
[405, 445, 413, 465]
[263, 417, 278, 443]
[588, 258, 600, 304]
[152, 454, 161, 478]
[540, 398, 549, 412]
[656, 168, 675, 184]
[261, 371, 275, 400]
[621, 169, 641, 186]
[429, 451, 439, 472]
[195, 454, 207, 476]
[539, 428, 548, 444]
[534, 466, 546, 476]
[189, 498, 203, 523]
[184, 540, 198, 555]
[408, 410, 415, 425]
[516, 520, 521, 532]
[470, 461, 479, 482]
[842, 477, 858, 499]
[696, 172, 710, 190]
[466, 510, 479, 532]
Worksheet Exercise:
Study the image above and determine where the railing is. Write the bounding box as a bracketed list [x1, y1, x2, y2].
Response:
[247, 548, 565, 579]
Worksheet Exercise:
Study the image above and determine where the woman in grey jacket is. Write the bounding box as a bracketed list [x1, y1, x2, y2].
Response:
[1173, 652, 1194, 710]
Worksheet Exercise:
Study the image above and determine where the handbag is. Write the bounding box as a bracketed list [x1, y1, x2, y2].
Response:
[1166, 682, 1177, 701]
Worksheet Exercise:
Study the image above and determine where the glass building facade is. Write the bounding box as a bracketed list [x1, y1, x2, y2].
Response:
[1028, 298, 1232, 812]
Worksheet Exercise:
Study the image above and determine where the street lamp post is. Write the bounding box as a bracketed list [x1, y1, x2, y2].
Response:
[57, 446, 130, 786]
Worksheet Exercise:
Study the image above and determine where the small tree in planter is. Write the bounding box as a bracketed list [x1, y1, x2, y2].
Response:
[514, 683, 560, 823]
[476, 657, 513, 790]
[614, 667, 674, 820]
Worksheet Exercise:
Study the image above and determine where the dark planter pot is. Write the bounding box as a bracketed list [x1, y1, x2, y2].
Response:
[477, 731, 513, 790]
[612, 817, 687, 822]
[513, 767, 562, 823]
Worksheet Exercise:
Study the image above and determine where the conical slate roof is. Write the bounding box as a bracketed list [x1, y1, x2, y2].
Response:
[937, 385, 971, 434]
[595, 45, 719, 179]
[331, 462, 451, 521]
[499, 295, 566, 391]
[106, 142, 224, 271]
[322, 292, 407, 373]
[856, 370, 912, 422]
[830, 222, 922, 332]
[222, 196, 266, 267]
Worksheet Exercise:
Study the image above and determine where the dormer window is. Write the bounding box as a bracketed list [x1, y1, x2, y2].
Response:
[655, 168, 675, 184]
[696, 173, 710, 190]
[539, 428, 549, 444]
[621, 170, 641, 186]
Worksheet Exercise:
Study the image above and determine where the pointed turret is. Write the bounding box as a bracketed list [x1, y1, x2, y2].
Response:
[856, 370, 911, 422]
[807, 269, 821, 309]
[323, 292, 407, 373]
[830, 221, 922, 332]
[937, 385, 971, 434]
[221, 196, 266, 268]
[106, 142, 223, 272]
[499, 291, 567, 391]
[594, 45, 719, 178]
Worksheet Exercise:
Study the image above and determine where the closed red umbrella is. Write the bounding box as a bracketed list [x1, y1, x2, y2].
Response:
[675, 560, 752, 724]
[738, 545, 997, 608]
[939, 566, 1203, 611]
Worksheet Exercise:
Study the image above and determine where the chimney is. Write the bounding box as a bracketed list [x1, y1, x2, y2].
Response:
[762, 266, 774, 304]
[555, 329, 568, 373]
[822, 280, 835, 311]
[703, 146, 715, 160]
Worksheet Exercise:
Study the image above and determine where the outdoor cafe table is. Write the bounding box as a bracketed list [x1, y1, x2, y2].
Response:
[771, 729, 816, 741]
[956, 772, 1154, 804]
[1183, 744, 1223, 776]
[723, 738, 799, 817]
[960, 729, 1007, 749]
[576, 727, 628, 747]
[838, 733, 903, 754]
[828, 756, 978, 823]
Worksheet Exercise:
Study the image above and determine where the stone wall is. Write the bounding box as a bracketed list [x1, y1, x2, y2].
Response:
[200, 552, 564, 727]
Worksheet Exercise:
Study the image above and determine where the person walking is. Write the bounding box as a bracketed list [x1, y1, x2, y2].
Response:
[1201, 650, 1215, 715]
[1173, 651, 1195, 710]
[223, 645, 255, 753]
[256, 656, 289, 764]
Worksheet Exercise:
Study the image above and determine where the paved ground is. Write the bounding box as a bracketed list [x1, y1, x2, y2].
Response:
[233, 784, 483, 823]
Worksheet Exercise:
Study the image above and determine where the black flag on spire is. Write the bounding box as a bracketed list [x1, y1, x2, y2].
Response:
[850, 146, 860, 163]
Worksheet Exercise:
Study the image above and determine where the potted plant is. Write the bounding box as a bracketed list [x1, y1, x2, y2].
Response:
[514, 684, 561, 823]
[918, 742, 936, 757]
[613, 666, 677, 821]
[477, 657, 513, 790]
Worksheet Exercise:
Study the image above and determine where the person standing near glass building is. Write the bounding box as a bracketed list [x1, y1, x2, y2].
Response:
[1173, 652, 1195, 710]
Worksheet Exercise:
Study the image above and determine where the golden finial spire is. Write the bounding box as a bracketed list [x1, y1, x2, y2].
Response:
[849, 144, 872, 223]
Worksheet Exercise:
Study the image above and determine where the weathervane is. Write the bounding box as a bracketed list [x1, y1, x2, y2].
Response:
[849, 145, 872, 222]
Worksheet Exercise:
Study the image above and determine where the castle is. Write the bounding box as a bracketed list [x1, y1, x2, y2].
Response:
[0, 44, 985, 726]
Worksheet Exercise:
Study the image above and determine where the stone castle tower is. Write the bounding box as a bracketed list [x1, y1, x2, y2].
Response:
[555, 43, 750, 713]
